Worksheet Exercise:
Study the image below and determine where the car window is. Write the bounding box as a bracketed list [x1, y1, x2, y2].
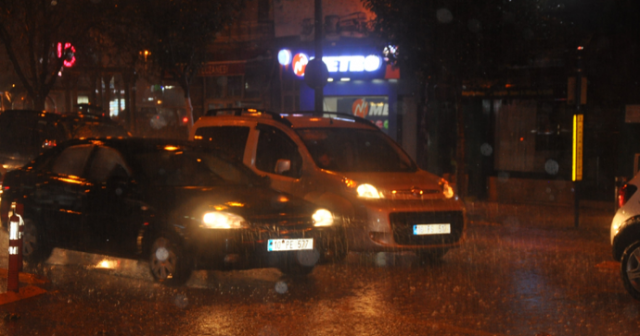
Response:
[193, 125, 250, 161]
[255, 124, 302, 178]
[50, 145, 94, 177]
[132, 149, 256, 187]
[297, 128, 416, 172]
[87, 147, 130, 183]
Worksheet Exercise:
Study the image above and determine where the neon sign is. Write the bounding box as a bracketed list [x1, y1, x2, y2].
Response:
[323, 55, 381, 73]
[289, 51, 382, 77]
[57, 42, 76, 67]
[352, 99, 388, 117]
[292, 53, 308, 77]
[278, 49, 292, 66]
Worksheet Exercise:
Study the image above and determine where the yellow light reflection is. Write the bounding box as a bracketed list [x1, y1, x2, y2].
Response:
[57, 176, 83, 184]
[225, 202, 245, 207]
[164, 145, 180, 151]
[95, 259, 118, 269]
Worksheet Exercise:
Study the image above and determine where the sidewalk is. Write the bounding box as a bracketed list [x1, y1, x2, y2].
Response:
[464, 199, 614, 231]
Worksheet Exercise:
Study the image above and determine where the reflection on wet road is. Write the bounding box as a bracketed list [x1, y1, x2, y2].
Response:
[0, 220, 637, 336]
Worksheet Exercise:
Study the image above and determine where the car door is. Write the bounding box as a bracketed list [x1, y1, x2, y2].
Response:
[83, 146, 141, 256]
[252, 123, 303, 196]
[34, 144, 94, 249]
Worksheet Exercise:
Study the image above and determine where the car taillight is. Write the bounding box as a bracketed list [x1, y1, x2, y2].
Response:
[618, 184, 638, 208]
[182, 117, 189, 124]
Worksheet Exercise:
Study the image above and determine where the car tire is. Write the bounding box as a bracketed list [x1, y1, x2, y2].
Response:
[621, 240, 640, 300]
[148, 233, 192, 286]
[279, 249, 319, 276]
[417, 248, 448, 265]
[22, 217, 53, 265]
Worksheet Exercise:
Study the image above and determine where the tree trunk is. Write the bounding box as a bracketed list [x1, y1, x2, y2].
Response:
[34, 92, 46, 111]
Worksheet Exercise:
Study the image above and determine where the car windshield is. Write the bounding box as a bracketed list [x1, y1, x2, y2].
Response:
[133, 149, 258, 187]
[296, 128, 416, 172]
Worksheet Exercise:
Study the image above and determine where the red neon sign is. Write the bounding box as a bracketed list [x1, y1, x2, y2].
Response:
[57, 42, 76, 67]
[292, 53, 308, 77]
[352, 99, 369, 117]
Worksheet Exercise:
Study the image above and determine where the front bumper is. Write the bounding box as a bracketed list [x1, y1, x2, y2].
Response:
[188, 225, 340, 269]
[346, 199, 467, 252]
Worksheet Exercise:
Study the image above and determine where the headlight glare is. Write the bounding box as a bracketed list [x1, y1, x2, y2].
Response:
[201, 211, 246, 229]
[440, 179, 455, 199]
[357, 183, 383, 199]
[312, 208, 334, 227]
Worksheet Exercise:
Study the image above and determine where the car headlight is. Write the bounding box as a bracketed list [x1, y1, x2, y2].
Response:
[312, 208, 334, 227]
[440, 179, 455, 199]
[357, 183, 383, 199]
[201, 211, 247, 229]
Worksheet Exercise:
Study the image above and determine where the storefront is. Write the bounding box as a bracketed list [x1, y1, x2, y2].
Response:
[277, 40, 400, 140]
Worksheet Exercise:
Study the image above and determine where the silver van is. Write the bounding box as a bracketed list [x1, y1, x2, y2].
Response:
[190, 109, 466, 262]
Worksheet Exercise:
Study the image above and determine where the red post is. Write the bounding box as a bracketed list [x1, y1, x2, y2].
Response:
[7, 206, 20, 293]
[15, 203, 23, 272]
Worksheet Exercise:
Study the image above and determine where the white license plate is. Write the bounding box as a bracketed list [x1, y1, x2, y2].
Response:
[268, 238, 314, 251]
[413, 224, 451, 235]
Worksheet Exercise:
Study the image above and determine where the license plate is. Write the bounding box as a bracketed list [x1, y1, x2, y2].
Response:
[413, 224, 451, 235]
[268, 238, 314, 251]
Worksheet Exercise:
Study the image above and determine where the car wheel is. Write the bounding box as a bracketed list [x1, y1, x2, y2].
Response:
[621, 240, 640, 300]
[22, 218, 53, 265]
[148, 234, 192, 286]
[417, 248, 448, 265]
[279, 249, 320, 276]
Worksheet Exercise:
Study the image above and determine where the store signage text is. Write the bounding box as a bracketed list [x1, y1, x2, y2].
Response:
[352, 99, 388, 117]
[291, 53, 382, 77]
[199, 62, 246, 77]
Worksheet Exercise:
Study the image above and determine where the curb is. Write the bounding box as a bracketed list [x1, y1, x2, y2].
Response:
[0, 268, 49, 305]
[0, 268, 50, 286]
[0, 286, 46, 305]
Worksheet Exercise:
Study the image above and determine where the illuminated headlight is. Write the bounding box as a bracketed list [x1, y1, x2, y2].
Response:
[440, 179, 455, 199]
[357, 183, 383, 199]
[312, 209, 334, 227]
[201, 212, 247, 229]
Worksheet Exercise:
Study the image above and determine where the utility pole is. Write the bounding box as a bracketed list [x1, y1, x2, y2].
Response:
[573, 46, 585, 228]
[314, 0, 323, 113]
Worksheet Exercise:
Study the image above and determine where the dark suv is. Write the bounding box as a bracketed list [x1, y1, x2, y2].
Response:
[0, 109, 130, 174]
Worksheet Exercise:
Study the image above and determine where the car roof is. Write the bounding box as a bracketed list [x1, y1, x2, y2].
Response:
[198, 108, 378, 130]
[63, 137, 190, 149]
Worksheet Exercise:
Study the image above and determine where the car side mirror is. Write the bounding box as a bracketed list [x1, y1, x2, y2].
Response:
[275, 159, 291, 175]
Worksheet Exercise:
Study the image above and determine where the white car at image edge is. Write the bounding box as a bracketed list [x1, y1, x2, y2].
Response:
[611, 173, 640, 300]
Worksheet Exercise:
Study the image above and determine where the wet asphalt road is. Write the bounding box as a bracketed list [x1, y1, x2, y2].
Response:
[0, 201, 637, 336]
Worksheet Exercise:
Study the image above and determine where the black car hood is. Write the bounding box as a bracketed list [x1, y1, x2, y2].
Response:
[145, 184, 318, 221]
